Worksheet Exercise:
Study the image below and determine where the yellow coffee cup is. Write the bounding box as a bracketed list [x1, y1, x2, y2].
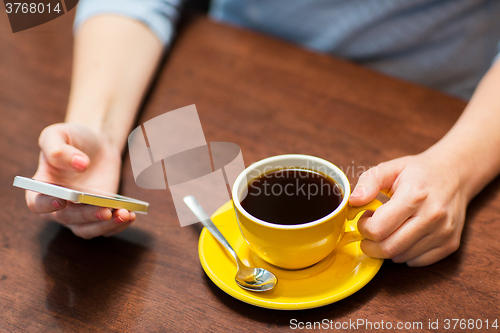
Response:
[232, 154, 381, 270]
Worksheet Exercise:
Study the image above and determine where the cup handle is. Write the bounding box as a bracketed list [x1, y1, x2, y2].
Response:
[337, 199, 383, 249]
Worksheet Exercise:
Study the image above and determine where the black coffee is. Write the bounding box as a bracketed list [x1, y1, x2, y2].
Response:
[240, 168, 343, 225]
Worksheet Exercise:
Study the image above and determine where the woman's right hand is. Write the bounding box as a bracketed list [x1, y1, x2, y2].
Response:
[25, 123, 136, 239]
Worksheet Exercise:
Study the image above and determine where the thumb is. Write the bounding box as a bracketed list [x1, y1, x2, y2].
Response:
[349, 160, 406, 206]
[38, 124, 94, 172]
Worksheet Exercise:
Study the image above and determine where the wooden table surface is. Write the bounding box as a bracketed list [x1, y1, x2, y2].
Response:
[1, 11, 499, 333]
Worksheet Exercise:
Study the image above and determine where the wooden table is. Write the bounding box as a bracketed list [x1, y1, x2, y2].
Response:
[1, 11, 499, 332]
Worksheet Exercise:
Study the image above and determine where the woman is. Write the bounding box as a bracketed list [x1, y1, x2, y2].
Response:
[26, 0, 500, 266]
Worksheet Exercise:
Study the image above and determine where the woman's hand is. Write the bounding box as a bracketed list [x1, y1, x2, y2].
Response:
[25, 123, 136, 239]
[349, 151, 469, 267]
[349, 60, 500, 267]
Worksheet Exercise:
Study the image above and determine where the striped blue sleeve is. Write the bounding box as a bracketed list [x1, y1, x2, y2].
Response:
[74, 0, 183, 46]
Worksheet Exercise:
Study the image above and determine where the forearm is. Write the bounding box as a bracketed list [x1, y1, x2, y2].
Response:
[66, 15, 163, 152]
[425, 60, 500, 201]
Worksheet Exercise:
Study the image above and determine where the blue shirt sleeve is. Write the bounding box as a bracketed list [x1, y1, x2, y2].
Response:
[74, 0, 183, 46]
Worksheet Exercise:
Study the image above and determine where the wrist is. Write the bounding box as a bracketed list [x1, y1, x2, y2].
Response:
[65, 99, 107, 133]
[422, 138, 486, 203]
[65, 103, 132, 154]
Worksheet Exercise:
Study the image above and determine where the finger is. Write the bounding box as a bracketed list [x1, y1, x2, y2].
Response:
[103, 221, 133, 237]
[39, 125, 90, 172]
[52, 203, 112, 225]
[357, 181, 423, 241]
[360, 216, 429, 259]
[66, 220, 128, 240]
[26, 191, 67, 214]
[405, 242, 460, 267]
[391, 234, 435, 263]
[112, 209, 132, 224]
[103, 211, 136, 237]
[395, 234, 460, 265]
[349, 159, 406, 206]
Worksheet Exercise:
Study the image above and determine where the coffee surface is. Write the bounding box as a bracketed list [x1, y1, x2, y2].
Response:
[240, 168, 342, 225]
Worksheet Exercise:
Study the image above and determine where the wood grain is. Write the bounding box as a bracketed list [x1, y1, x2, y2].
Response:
[1, 13, 498, 332]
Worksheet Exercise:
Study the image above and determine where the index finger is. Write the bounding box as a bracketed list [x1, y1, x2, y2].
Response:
[26, 190, 67, 214]
[357, 181, 424, 242]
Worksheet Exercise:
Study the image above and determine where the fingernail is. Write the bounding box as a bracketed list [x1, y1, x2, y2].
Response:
[351, 187, 364, 198]
[71, 155, 87, 171]
[95, 211, 104, 220]
[52, 200, 63, 209]
[114, 216, 125, 224]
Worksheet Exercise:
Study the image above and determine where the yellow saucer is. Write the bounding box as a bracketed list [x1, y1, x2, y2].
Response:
[198, 201, 384, 310]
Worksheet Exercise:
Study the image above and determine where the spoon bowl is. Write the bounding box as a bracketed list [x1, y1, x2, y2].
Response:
[235, 262, 277, 292]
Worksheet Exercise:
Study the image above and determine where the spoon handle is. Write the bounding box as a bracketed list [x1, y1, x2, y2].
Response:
[183, 195, 237, 260]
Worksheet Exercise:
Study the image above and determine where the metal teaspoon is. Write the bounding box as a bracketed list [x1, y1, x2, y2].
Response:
[183, 195, 277, 292]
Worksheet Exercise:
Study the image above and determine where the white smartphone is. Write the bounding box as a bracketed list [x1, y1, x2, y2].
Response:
[13, 176, 149, 213]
